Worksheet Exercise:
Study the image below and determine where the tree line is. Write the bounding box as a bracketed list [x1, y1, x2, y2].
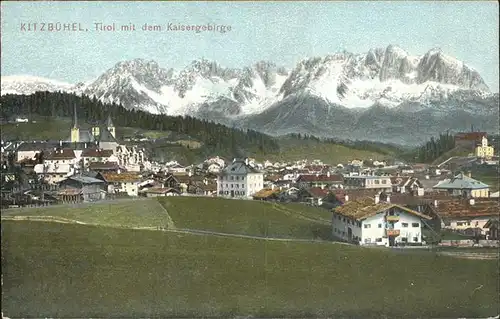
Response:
[0, 91, 279, 156]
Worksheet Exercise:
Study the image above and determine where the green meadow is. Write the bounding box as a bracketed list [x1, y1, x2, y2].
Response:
[2, 221, 498, 318]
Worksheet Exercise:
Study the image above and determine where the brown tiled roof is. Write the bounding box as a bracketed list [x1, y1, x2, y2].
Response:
[332, 189, 381, 202]
[81, 148, 113, 158]
[45, 149, 76, 160]
[334, 197, 432, 221]
[253, 188, 280, 198]
[435, 199, 499, 219]
[297, 174, 343, 183]
[100, 172, 142, 183]
[88, 162, 120, 170]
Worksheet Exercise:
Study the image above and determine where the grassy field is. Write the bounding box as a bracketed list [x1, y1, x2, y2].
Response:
[262, 137, 389, 164]
[431, 145, 473, 166]
[2, 220, 498, 318]
[158, 197, 333, 240]
[0, 116, 172, 141]
[0, 199, 173, 229]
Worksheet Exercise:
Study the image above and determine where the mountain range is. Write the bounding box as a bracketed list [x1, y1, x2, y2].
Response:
[2, 45, 498, 145]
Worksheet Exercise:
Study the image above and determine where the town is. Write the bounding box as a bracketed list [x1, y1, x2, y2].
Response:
[2, 111, 498, 249]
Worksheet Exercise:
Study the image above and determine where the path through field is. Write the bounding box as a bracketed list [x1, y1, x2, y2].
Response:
[0, 215, 351, 245]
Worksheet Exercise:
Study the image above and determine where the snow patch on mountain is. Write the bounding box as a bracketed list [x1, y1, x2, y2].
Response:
[1, 75, 73, 95]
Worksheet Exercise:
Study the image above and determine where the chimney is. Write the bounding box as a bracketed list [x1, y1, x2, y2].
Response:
[59, 140, 62, 147]
[327, 171, 331, 177]
[467, 171, 472, 178]
[469, 198, 475, 205]
[374, 194, 380, 204]
[344, 194, 349, 202]
[433, 200, 438, 208]
[245, 158, 249, 166]
[386, 193, 391, 203]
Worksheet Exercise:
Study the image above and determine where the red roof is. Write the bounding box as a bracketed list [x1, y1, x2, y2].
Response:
[81, 148, 113, 158]
[45, 149, 76, 160]
[297, 174, 343, 183]
[307, 187, 330, 198]
[454, 132, 486, 141]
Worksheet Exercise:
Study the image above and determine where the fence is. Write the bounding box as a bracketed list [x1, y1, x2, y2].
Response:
[439, 239, 499, 247]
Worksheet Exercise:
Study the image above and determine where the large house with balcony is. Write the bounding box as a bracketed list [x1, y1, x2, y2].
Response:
[343, 175, 392, 192]
[332, 195, 432, 247]
[217, 158, 264, 198]
[432, 172, 490, 198]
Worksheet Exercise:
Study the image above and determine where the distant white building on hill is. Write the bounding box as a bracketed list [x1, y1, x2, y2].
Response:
[217, 158, 264, 198]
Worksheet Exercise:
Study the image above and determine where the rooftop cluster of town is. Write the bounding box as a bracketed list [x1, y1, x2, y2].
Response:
[1, 118, 499, 247]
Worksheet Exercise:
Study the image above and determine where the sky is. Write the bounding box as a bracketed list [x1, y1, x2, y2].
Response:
[1, 1, 499, 92]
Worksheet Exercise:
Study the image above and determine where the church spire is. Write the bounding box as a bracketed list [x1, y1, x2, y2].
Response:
[73, 103, 78, 129]
[106, 113, 114, 128]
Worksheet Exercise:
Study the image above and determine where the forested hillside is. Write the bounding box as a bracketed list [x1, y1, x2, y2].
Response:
[401, 132, 457, 163]
[1, 92, 397, 163]
[1, 92, 278, 157]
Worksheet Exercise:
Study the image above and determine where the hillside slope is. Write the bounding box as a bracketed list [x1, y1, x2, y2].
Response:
[1, 116, 390, 164]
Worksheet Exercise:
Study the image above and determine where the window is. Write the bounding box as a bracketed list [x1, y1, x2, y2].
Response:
[236, 184, 239, 188]
[378, 224, 382, 228]
[364, 238, 371, 243]
[412, 223, 419, 227]
[364, 224, 371, 229]
[242, 177, 245, 181]
[457, 222, 465, 226]
[236, 176, 239, 181]
[242, 184, 244, 188]
[231, 184, 233, 188]
[401, 238, 408, 242]
[376, 238, 382, 242]
[413, 237, 418, 242]
[374, 180, 380, 184]
[402, 223, 408, 228]
[231, 176, 234, 180]
[225, 184, 228, 188]
[381, 180, 387, 184]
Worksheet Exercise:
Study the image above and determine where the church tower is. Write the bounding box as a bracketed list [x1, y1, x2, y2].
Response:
[70, 103, 80, 143]
[106, 114, 116, 139]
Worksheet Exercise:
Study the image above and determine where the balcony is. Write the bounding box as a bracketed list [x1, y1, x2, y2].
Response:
[386, 229, 400, 237]
[385, 215, 400, 222]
